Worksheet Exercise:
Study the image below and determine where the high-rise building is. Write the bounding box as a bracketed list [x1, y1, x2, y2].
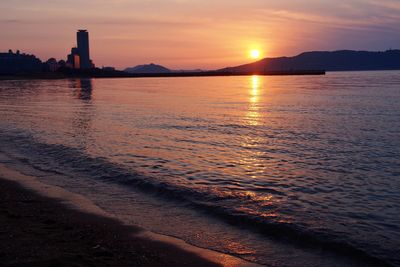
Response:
[76, 30, 91, 69]
[66, 47, 80, 69]
[66, 30, 94, 70]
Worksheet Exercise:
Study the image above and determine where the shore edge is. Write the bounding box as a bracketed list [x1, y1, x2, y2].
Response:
[0, 163, 258, 267]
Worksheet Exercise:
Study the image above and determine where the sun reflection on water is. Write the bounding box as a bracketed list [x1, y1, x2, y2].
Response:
[238, 76, 281, 218]
[239, 75, 266, 177]
[247, 75, 262, 126]
[250, 75, 260, 103]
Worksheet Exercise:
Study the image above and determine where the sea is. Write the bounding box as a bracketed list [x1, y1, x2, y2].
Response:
[0, 71, 399, 266]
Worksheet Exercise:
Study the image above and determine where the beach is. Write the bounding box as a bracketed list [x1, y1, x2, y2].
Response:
[0, 179, 214, 266]
[0, 164, 255, 267]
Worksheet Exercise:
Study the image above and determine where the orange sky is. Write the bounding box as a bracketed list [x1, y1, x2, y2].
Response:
[1, 0, 400, 70]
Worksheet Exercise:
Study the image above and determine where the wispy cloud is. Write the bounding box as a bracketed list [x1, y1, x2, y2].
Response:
[0, 19, 24, 24]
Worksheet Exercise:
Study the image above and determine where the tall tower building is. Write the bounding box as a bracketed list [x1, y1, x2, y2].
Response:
[77, 30, 91, 69]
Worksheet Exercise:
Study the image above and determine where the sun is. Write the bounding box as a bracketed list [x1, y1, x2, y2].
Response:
[250, 49, 261, 59]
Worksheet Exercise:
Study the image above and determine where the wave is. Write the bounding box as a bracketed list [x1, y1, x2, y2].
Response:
[0, 129, 395, 267]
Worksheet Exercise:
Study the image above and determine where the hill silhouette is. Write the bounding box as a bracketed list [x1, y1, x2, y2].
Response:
[219, 50, 400, 73]
[124, 63, 170, 74]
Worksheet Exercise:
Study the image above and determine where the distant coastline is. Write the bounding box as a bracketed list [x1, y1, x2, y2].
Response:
[220, 50, 400, 73]
[3, 47, 400, 80]
[0, 69, 326, 81]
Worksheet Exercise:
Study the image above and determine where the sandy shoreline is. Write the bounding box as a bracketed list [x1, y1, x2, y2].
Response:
[0, 164, 257, 267]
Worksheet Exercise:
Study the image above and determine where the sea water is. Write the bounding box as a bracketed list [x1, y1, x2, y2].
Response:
[0, 71, 399, 266]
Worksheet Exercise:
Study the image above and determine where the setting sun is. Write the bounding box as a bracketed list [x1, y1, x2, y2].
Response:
[250, 49, 261, 59]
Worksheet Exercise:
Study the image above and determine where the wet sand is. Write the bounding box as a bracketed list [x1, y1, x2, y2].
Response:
[0, 177, 227, 267]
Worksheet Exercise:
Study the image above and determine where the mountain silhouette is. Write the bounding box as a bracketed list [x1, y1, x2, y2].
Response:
[124, 63, 170, 73]
[219, 50, 400, 73]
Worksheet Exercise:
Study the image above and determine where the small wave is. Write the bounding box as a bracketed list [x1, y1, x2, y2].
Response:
[0, 130, 395, 267]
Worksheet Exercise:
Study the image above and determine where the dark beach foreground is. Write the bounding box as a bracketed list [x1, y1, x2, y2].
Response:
[0, 176, 225, 267]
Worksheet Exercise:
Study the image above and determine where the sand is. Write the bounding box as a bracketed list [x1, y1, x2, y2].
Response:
[0, 157, 258, 267]
[0, 177, 227, 267]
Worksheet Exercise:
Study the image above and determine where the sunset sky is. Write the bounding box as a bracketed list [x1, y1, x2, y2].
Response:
[1, 0, 400, 69]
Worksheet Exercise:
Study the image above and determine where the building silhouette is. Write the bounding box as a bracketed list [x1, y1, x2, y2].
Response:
[66, 30, 94, 69]
[77, 30, 91, 69]
[67, 47, 80, 69]
[0, 50, 42, 74]
[45, 58, 59, 72]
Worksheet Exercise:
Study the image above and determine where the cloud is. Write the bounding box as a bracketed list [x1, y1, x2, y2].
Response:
[365, 0, 400, 11]
[0, 19, 23, 24]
